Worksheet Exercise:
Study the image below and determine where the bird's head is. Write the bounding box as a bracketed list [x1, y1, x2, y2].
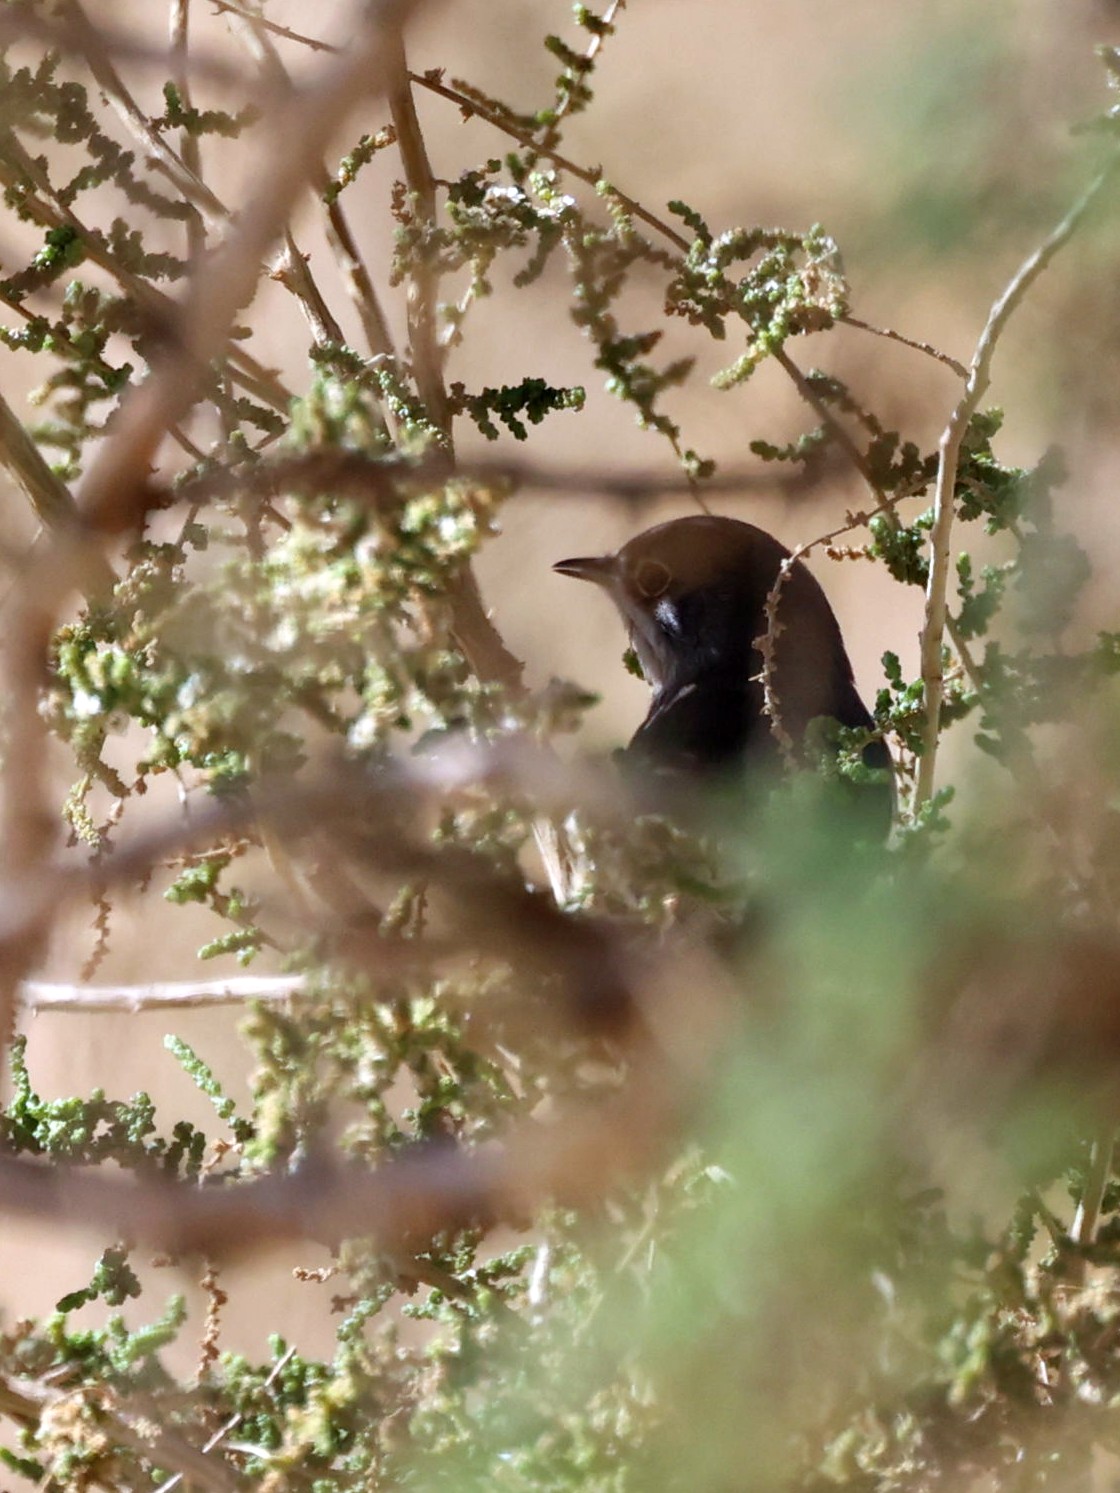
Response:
[554, 516, 787, 696]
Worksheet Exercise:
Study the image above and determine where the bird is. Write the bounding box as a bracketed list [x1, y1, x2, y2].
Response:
[553, 514, 892, 830]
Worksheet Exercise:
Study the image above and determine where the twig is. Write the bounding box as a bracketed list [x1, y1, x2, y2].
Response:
[0, 1369, 241, 1493]
[1071, 1128, 1116, 1250]
[0, 547, 93, 1049]
[209, 0, 339, 52]
[223, 5, 395, 362]
[224, 346, 292, 412]
[169, 0, 208, 264]
[0, 138, 293, 417]
[60, 0, 231, 230]
[0, 138, 177, 325]
[389, 34, 526, 692]
[220, 8, 351, 350]
[0, 1036, 695, 1259]
[4, 747, 654, 1037]
[756, 559, 799, 768]
[772, 345, 887, 504]
[73, 0, 439, 535]
[944, 615, 986, 697]
[410, 69, 689, 252]
[21, 977, 304, 1013]
[410, 69, 905, 513]
[915, 155, 1119, 809]
[388, 35, 449, 435]
[165, 446, 839, 519]
[536, 0, 625, 152]
[153, 1344, 298, 1493]
[323, 190, 399, 362]
[753, 481, 931, 758]
[98, 1396, 243, 1493]
[840, 314, 967, 379]
[272, 229, 346, 344]
[0, 388, 115, 593]
[75, 0, 353, 356]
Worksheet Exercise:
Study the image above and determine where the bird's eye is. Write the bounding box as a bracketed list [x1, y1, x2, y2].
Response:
[634, 559, 671, 599]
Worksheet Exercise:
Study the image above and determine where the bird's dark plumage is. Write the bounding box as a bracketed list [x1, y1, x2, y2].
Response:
[554, 515, 892, 828]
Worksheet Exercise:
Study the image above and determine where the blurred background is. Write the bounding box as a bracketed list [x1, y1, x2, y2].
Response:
[3, 0, 1120, 1366]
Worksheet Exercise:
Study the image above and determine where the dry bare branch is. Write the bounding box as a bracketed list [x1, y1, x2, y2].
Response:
[840, 314, 968, 379]
[915, 155, 1119, 809]
[208, 1, 340, 54]
[21, 977, 305, 1013]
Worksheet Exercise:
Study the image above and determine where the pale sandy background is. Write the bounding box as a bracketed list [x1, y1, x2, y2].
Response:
[3, 0, 1120, 1365]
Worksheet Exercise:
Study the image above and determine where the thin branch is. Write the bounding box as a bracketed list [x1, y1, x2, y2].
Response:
[388, 36, 449, 433]
[208, 0, 340, 53]
[4, 747, 656, 1040]
[840, 314, 967, 379]
[169, 0, 208, 264]
[0, 138, 177, 326]
[410, 69, 689, 252]
[59, 0, 232, 230]
[223, 5, 396, 362]
[756, 559, 800, 768]
[389, 36, 526, 692]
[153, 1344, 298, 1493]
[1071, 1129, 1116, 1250]
[410, 69, 907, 513]
[271, 229, 347, 345]
[945, 615, 986, 697]
[0, 139, 293, 416]
[485, 455, 837, 498]
[915, 155, 1119, 809]
[752, 478, 934, 760]
[323, 189, 399, 362]
[772, 345, 887, 504]
[0, 388, 115, 593]
[21, 977, 304, 1013]
[80, 0, 354, 359]
[73, 0, 438, 535]
[220, 8, 351, 350]
[0, 1369, 239, 1493]
[0, 1034, 695, 1259]
[169, 446, 838, 514]
[536, 0, 625, 152]
[224, 346, 292, 412]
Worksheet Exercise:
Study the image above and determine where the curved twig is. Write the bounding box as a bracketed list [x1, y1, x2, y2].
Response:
[915, 155, 1119, 809]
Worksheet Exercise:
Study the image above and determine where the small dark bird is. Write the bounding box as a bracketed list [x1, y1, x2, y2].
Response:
[554, 514, 892, 829]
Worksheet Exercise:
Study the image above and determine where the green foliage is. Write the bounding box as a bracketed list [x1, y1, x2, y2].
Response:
[2, 1036, 209, 1176]
[164, 1036, 255, 1145]
[55, 1247, 141, 1313]
[324, 124, 398, 203]
[156, 82, 260, 139]
[449, 375, 585, 440]
[667, 211, 848, 386]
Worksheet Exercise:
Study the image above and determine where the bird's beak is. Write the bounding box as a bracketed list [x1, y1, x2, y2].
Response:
[552, 554, 616, 587]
